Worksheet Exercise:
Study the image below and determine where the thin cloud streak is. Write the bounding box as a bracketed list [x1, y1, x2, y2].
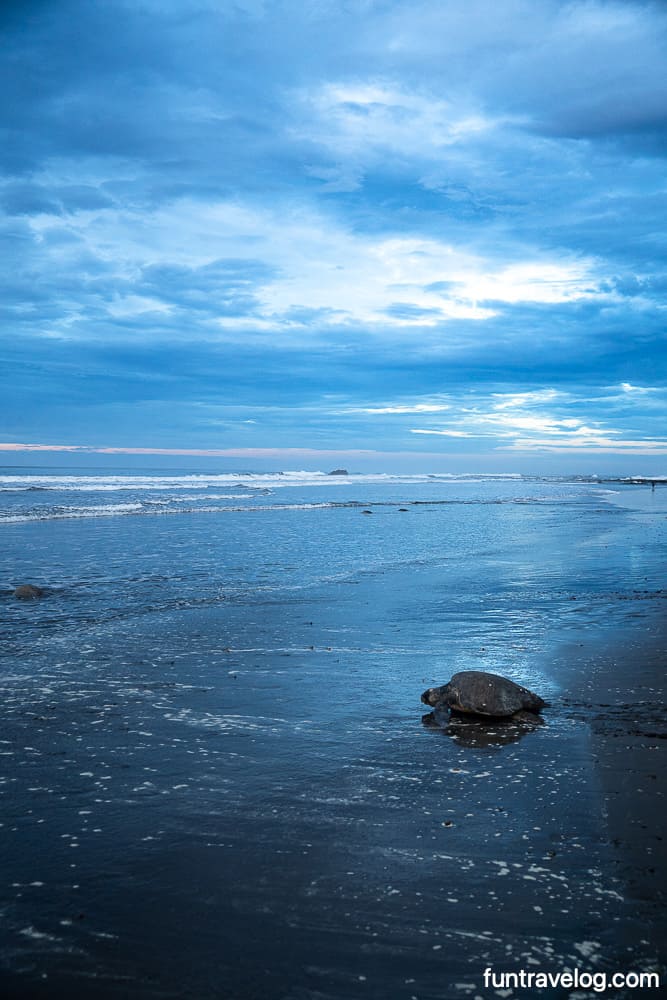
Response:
[0, 443, 381, 459]
[410, 429, 472, 438]
[345, 404, 450, 415]
[505, 439, 667, 454]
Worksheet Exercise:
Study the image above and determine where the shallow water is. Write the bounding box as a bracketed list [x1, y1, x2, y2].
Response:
[1, 471, 665, 997]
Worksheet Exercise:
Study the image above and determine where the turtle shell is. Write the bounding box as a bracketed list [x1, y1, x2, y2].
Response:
[422, 670, 546, 717]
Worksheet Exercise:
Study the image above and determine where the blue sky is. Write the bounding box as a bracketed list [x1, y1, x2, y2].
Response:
[1, 0, 666, 472]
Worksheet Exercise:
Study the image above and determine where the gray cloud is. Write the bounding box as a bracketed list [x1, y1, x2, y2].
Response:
[1, 0, 665, 467]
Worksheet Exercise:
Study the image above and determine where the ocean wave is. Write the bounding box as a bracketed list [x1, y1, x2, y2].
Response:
[0, 470, 529, 494]
[63, 502, 145, 514]
[143, 492, 259, 503]
[0, 502, 341, 523]
[0, 474, 278, 493]
[0, 495, 587, 524]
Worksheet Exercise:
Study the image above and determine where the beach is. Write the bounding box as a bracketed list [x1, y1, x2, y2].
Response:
[0, 471, 665, 998]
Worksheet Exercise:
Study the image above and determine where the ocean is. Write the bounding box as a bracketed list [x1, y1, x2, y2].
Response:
[1, 469, 665, 998]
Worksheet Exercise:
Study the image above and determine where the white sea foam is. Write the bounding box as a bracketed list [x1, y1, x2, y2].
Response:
[0, 502, 145, 523]
[0, 470, 524, 493]
[0, 501, 361, 523]
[62, 502, 145, 514]
[143, 492, 257, 503]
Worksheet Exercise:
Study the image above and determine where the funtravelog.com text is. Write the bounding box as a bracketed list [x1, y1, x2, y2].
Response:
[483, 968, 660, 992]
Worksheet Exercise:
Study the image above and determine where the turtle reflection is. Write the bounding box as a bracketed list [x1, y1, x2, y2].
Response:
[422, 706, 544, 748]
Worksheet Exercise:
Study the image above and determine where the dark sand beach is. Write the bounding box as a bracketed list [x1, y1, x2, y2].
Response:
[542, 615, 667, 971]
[0, 474, 665, 998]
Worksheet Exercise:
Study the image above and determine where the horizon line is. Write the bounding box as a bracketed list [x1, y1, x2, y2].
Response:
[1, 440, 666, 461]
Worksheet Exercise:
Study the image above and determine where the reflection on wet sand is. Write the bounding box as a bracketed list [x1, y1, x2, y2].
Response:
[422, 707, 545, 748]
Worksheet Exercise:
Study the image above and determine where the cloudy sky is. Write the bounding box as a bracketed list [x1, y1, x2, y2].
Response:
[2, 0, 666, 472]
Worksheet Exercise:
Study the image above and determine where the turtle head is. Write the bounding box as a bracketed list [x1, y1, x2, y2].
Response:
[421, 683, 452, 707]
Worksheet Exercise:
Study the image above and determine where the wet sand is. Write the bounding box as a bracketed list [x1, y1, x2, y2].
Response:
[550, 604, 667, 969]
[1, 555, 665, 999]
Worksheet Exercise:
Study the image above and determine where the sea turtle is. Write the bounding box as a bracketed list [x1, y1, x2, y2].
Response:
[421, 670, 547, 719]
[14, 584, 44, 600]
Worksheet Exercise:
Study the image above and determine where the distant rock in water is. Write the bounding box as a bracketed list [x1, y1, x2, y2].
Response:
[14, 584, 44, 600]
[328, 468, 349, 476]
